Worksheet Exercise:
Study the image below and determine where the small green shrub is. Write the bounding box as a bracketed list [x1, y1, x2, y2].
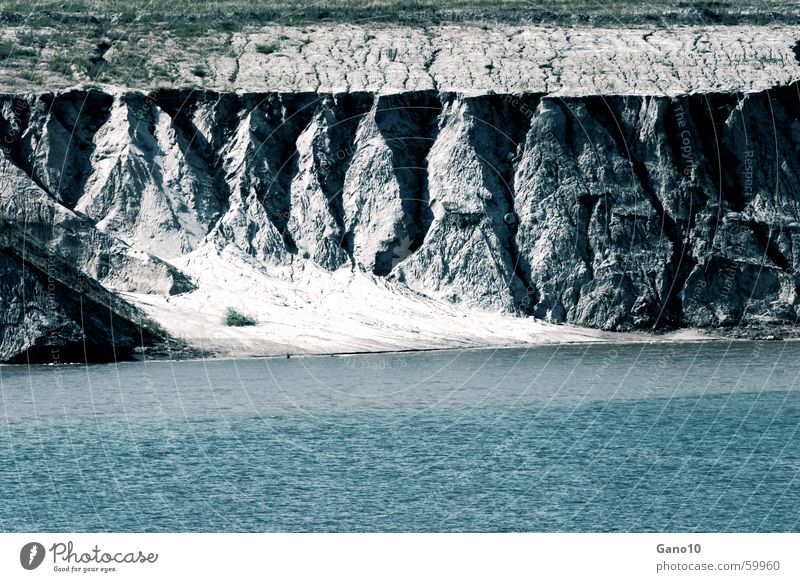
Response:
[216, 21, 241, 33]
[0, 41, 37, 60]
[255, 42, 279, 55]
[0, 41, 14, 60]
[86, 59, 109, 79]
[17, 30, 48, 48]
[224, 307, 256, 327]
[19, 69, 40, 82]
[151, 63, 170, 78]
[191, 64, 207, 77]
[48, 55, 74, 75]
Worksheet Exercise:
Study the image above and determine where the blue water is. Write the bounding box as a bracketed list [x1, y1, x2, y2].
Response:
[1, 341, 798, 532]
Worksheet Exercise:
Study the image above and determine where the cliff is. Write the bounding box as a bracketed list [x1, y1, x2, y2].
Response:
[1, 80, 799, 360]
[0, 218, 170, 362]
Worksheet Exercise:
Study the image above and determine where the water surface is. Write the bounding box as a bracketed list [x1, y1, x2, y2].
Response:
[1, 341, 798, 531]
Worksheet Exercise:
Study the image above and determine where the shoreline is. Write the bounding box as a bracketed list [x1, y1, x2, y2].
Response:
[2, 324, 795, 367]
[118, 245, 798, 369]
[126, 327, 793, 365]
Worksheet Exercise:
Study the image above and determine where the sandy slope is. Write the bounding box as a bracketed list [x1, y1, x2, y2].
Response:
[122, 244, 709, 358]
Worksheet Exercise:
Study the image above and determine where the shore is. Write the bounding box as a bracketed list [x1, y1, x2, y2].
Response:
[120, 243, 731, 362]
[134, 329, 724, 362]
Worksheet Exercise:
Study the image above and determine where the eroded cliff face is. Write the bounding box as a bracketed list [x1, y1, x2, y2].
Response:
[1, 86, 799, 361]
[0, 219, 169, 363]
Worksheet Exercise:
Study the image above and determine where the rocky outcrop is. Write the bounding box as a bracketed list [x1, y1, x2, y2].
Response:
[394, 95, 532, 312]
[0, 219, 168, 363]
[1, 84, 800, 360]
[0, 91, 196, 296]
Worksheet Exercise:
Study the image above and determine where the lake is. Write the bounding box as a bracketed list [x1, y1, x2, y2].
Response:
[1, 341, 798, 532]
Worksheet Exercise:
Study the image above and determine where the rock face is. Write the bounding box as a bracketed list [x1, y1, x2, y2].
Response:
[0, 220, 168, 363]
[1, 85, 800, 360]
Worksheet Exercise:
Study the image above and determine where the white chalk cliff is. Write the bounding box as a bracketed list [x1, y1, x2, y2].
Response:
[2, 26, 800, 361]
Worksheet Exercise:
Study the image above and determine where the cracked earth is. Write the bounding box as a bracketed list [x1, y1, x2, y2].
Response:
[2, 24, 800, 95]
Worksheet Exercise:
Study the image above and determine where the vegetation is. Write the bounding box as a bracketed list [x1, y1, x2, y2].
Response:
[0, 1, 796, 28]
[224, 308, 257, 327]
[151, 63, 172, 78]
[48, 54, 77, 75]
[255, 42, 279, 55]
[18, 70, 40, 82]
[0, 1, 795, 88]
[0, 41, 37, 60]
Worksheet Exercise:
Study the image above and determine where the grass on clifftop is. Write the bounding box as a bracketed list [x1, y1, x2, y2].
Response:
[1, 1, 796, 28]
[0, 0, 795, 90]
